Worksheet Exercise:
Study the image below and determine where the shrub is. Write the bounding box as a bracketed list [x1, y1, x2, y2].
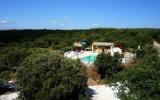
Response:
[17, 51, 87, 100]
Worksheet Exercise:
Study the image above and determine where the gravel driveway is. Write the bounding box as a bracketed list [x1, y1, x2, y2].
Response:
[86, 85, 120, 100]
[0, 92, 19, 100]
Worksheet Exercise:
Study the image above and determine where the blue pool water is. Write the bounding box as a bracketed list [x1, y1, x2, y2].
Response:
[81, 54, 97, 64]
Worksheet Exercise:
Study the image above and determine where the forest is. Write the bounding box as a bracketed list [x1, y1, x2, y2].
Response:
[0, 28, 160, 100]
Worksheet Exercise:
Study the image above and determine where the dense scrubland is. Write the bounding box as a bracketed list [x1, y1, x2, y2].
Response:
[0, 28, 160, 100]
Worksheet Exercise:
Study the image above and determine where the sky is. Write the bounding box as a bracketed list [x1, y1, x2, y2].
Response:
[0, 0, 160, 29]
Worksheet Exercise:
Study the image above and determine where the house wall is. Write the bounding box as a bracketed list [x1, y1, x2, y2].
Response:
[92, 45, 112, 53]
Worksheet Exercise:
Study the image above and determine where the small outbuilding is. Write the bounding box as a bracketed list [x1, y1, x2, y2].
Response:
[92, 42, 114, 53]
[92, 42, 122, 56]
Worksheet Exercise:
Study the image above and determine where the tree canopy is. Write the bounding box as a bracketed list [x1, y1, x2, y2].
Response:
[17, 50, 87, 100]
[94, 53, 122, 80]
[115, 45, 160, 100]
[0, 28, 159, 99]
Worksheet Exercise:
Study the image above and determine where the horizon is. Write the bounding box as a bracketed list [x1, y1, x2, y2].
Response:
[0, 27, 160, 31]
[0, 0, 160, 29]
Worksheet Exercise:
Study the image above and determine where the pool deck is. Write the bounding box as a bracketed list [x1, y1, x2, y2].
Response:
[64, 51, 98, 65]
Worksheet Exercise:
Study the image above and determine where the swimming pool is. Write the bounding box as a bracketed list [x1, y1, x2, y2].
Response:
[81, 54, 97, 64]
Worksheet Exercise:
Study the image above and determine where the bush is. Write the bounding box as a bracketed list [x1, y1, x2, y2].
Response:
[17, 50, 87, 100]
[94, 53, 122, 80]
[0, 47, 29, 71]
[115, 45, 160, 100]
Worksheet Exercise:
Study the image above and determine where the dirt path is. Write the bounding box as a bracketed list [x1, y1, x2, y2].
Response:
[0, 92, 19, 100]
[85, 85, 120, 100]
[85, 66, 105, 86]
[85, 66, 120, 100]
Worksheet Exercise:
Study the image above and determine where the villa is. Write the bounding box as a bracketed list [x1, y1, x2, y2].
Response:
[92, 42, 114, 53]
[65, 42, 120, 63]
[64, 42, 135, 65]
[92, 42, 122, 56]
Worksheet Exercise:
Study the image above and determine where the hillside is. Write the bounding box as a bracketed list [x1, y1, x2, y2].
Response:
[0, 28, 160, 100]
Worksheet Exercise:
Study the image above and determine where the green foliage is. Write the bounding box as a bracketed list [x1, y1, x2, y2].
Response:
[0, 47, 29, 71]
[115, 45, 160, 100]
[61, 46, 73, 53]
[94, 53, 122, 80]
[0, 71, 12, 81]
[0, 29, 158, 49]
[0, 28, 159, 99]
[0, 79, 5, 86]
[94, 53, 111, 78]
[0, 70, 13, 85]
[136, 44, 158, 58]
[17, 50, 87, 100]
[32, 39, 49, 48]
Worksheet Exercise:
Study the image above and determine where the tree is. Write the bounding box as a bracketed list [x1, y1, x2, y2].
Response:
[94, 53, 112, 78]
[17, 50, 87, 100]
[136, 44, 157, 58]
[115, 45, 160, 100]
[0, 47, 29, 71]
[94, 53, 122, 80]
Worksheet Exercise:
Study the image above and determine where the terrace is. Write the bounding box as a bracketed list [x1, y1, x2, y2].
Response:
[64, 41, 136, 65]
